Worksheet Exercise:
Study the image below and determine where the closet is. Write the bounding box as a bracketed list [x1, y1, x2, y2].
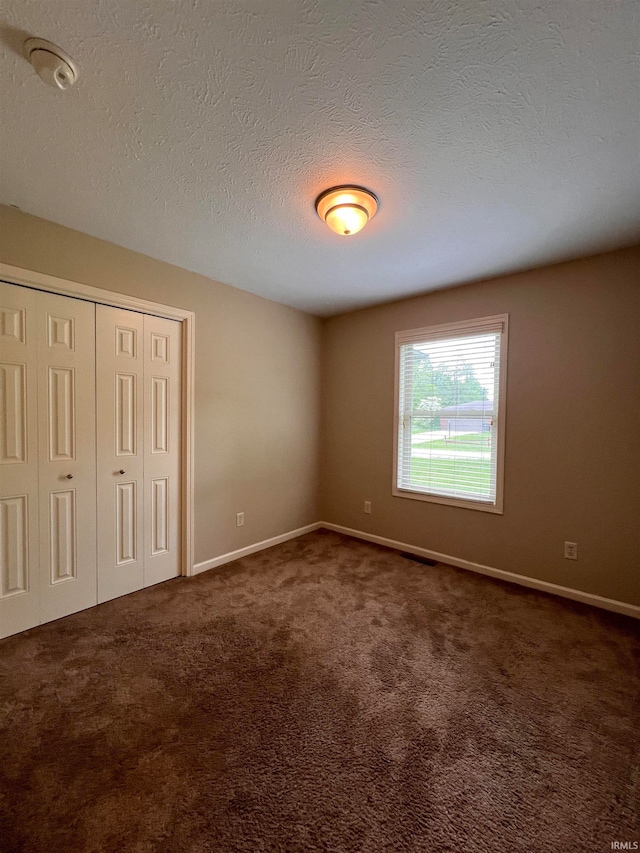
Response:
[0, 281, 181, 639]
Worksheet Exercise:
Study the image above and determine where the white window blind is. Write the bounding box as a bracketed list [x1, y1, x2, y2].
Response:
[395, 315, 508, 512]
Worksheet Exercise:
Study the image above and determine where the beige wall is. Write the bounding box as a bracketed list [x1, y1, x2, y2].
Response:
[320, 247, 640, 606]
[0, 205, 321, 565]
[3, 205, 638, 607]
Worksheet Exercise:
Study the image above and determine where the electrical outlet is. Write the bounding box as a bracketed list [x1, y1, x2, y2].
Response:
[364, 500, 372, 514]
[236, 512, 244, 527]
[564, 541, 577, 560]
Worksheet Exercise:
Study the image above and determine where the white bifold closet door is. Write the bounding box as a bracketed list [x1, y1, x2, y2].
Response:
[1, 282, 97, 638]
[96, 305, 181, 604]
[0, 283, 181, 640]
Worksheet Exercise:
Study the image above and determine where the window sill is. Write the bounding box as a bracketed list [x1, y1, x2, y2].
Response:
[392, 485, 504, 514]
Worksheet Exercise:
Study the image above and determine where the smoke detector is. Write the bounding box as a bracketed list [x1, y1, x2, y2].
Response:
[23, 38, 79, 90]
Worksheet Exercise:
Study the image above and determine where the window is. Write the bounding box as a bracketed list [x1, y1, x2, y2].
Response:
[394, 314, 508, 513]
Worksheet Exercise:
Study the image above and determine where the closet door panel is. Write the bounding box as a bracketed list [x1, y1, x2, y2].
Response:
[36, 291, 97, 624]
[143, 316, 181, 586]
[2, 286, 184, 638]
[0, 283, 40, 639]
[96, 305, 145, 603]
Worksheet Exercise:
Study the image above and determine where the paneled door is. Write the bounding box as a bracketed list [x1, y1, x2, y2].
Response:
[96, 308, 181, 600]
[1, 283, 182, 640]
[36, 291, 97, 626]
[1, 284, 97, 638]
[96, 305, 145, 603]
[143, 315, 181, 587]
[0, 283, 40, 637]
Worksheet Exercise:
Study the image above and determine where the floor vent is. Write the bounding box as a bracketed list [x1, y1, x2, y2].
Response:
[400, 552, 437, 566]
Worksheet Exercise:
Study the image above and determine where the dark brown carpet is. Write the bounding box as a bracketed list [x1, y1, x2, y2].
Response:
[1, 530, 639, 852]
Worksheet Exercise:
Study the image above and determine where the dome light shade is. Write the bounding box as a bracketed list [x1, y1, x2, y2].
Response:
[315, 185, 379, 236]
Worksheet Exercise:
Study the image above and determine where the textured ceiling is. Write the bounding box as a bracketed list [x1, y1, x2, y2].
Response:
[1, 1, 639, 315]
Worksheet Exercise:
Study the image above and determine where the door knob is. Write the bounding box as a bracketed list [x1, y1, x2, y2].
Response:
[119, 469, 126, 475]
[66, 474, 74, 479]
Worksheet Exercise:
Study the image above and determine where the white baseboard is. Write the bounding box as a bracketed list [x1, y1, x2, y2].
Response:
[192, 522, 323, 575]
[320, 522, 640, 620]
[191, 520, 639, 619]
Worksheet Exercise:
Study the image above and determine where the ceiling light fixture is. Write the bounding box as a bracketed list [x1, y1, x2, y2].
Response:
[315, 185, 379, 236]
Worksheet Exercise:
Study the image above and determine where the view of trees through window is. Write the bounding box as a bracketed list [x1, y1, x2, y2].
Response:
[400, 333, 499, 501]
[410, 348, 489, 432]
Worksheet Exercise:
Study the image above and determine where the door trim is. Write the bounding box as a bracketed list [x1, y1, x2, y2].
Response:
[0, 262, 196, 578]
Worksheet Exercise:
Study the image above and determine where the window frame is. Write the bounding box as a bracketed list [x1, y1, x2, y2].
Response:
[392, 314, 508, 514]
